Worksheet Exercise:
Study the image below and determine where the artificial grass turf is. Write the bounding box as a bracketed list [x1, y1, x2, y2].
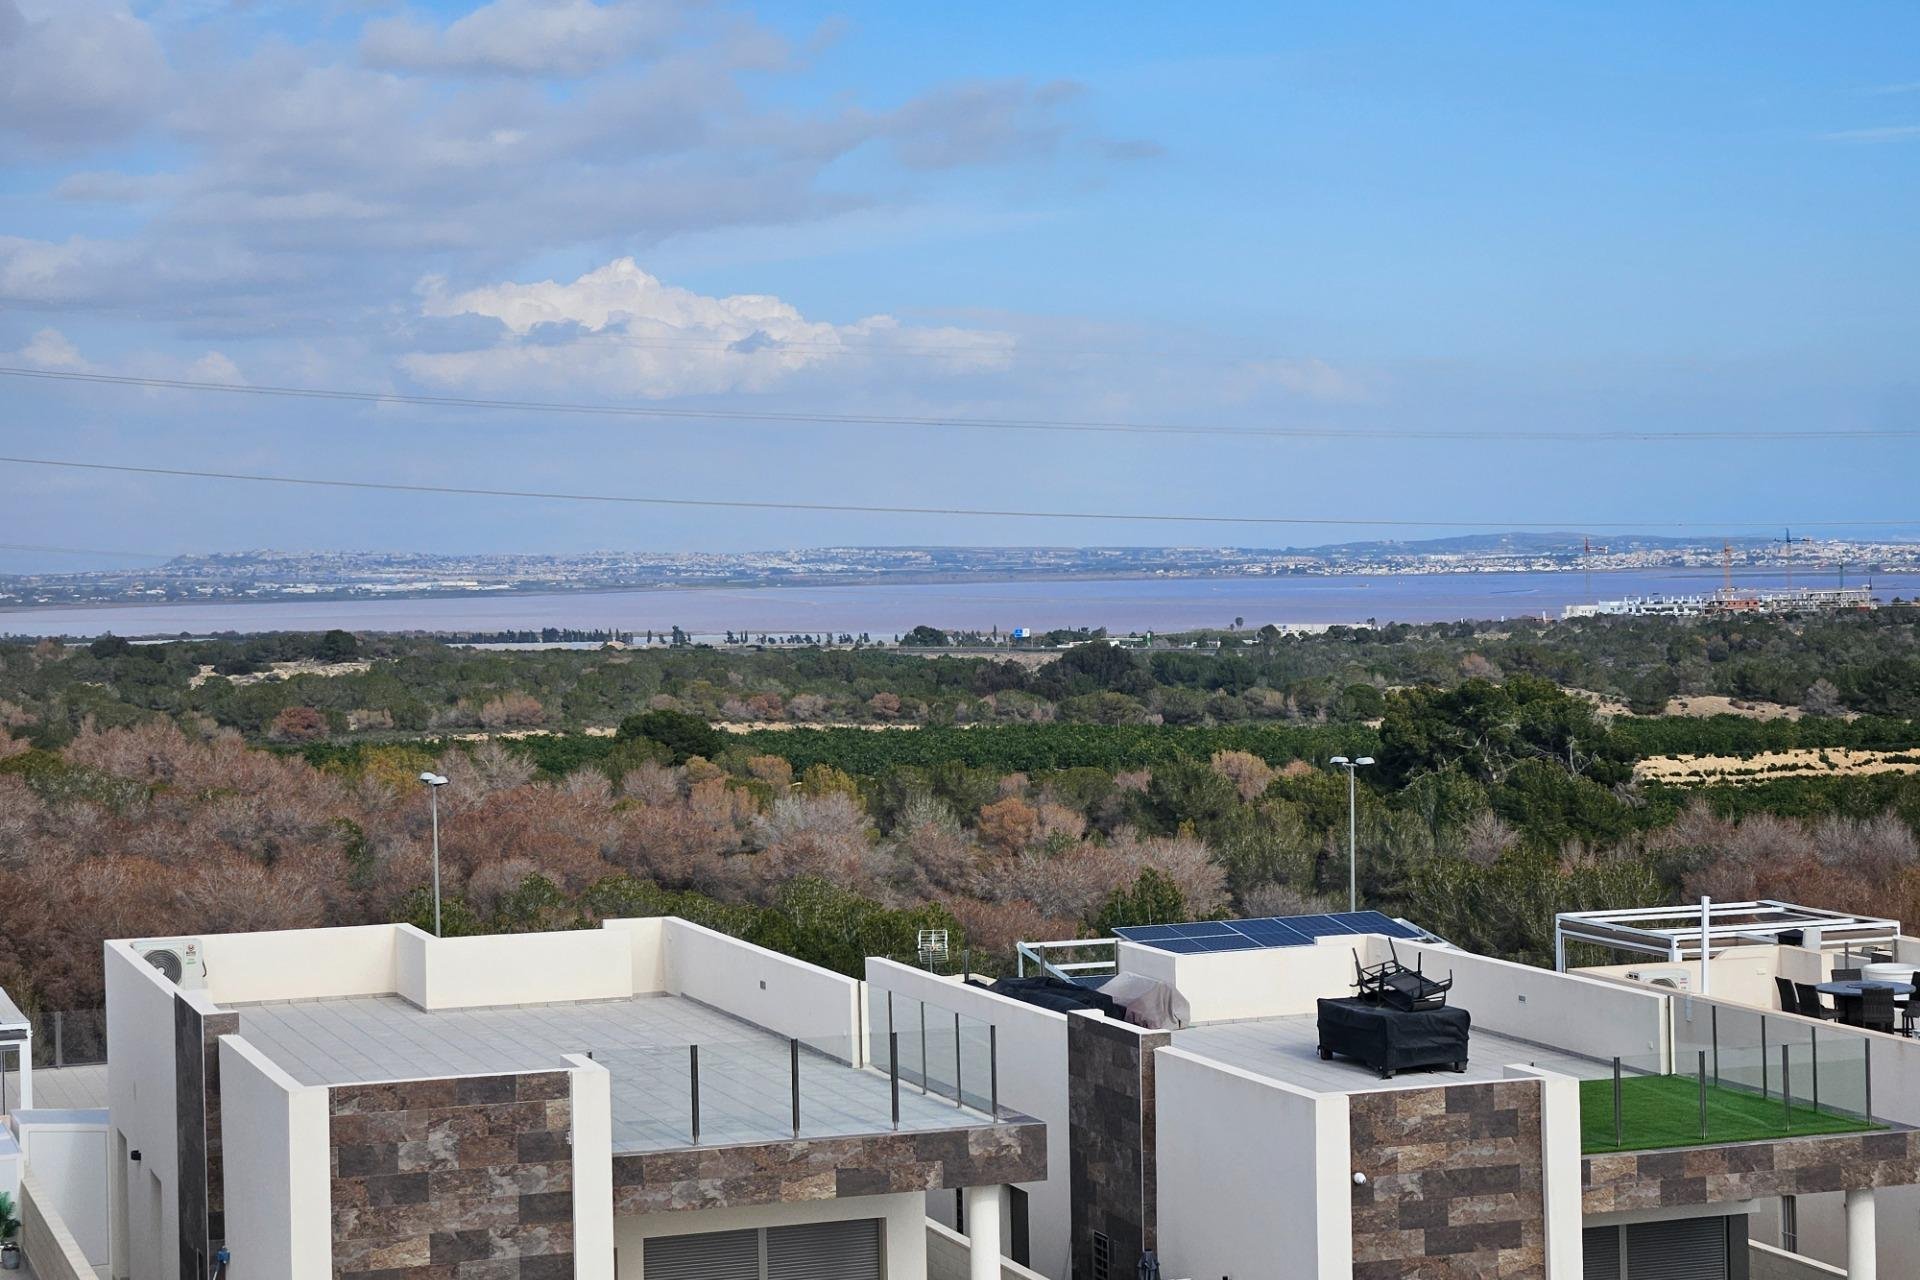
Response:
[1580, 1073, 1882, 1153]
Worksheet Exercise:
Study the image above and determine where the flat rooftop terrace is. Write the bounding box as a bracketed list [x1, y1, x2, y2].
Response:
[231, 992, 991, 1153]
[1173, 1013, 1570, 1094]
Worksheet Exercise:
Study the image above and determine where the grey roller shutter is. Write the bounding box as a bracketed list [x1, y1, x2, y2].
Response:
[1626, 1216, 1730, 1280]
[1583, 1226, 1622, 1280]
[644, 1228, 761, 1280]
[766, 1218, 883, 1280]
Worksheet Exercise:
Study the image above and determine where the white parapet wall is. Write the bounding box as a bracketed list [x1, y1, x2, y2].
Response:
[20, 1173, 96, 1280]
[218, 1035, 333, 1279]
[397, 924, 636, 1010]
[662, 919, 862, 1051]
[1398, 939, 1669, 1063]
[600, 917, 669, 993]
[1153, 1046, 1352, 1280]
[201, 924, 401, 1005]
[1118, 935, 1362, 1024]
[865, 959, 1071, 1280]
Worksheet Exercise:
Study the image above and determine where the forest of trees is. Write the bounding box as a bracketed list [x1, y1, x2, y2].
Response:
[4, 612, 1920, 1027]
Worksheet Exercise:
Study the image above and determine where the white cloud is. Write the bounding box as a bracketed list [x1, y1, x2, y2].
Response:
[1226, 357, 1370, 405]
[0, 0, 169, 151]
[401, 258, 1014, 398]
[9, 328, 90, 370]
[361, 0, 687, 78]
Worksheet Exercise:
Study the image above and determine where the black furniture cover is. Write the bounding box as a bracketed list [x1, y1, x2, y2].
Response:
[988, 974, 1124, 1019]
[1316, 997, 1470, 1078]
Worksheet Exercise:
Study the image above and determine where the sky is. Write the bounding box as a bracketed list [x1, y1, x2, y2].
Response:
[3, 1, 1919, 568]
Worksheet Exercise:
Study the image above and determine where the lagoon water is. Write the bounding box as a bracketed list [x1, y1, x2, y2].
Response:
[3, 568, 1913, 640]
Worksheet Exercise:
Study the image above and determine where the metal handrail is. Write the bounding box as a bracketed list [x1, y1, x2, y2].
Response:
[1016, 938, 1118, 981]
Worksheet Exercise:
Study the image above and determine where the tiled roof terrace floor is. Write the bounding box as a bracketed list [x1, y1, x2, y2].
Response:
[229, 992, 992, 1153]
[1173, 1012, 1585, 1094]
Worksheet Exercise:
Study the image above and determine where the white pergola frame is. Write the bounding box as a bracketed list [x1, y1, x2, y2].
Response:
[0, 988, 30, 1113]
[1554, 899, 1902, 973]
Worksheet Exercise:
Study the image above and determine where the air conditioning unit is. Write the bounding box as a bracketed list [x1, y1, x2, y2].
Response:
[132, 937, 207, 990]
[1625, 965, 1691, 992]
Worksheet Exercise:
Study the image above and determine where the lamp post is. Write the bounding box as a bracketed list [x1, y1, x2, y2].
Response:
[419, 772, 448, 936]
[1328, 755, 1375, 913]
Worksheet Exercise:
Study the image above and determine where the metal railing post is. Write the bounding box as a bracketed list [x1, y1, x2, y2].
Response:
[1761, 1016, 1769, 1099]
[953, 1012, 964, 1108]
[1782, 1044, 1792, 1127]
[1698, 1050, 1708, 1139]
[1811, 1028, 1820, 1114]
[53, 1011, 63, 1069]
[889, 1032, 901, 1130]
[886, 990, 895, 1072]
[1712, 1005, 1720, 1087]
[919, 1001, 929, 1094]
[689, 1044, 701, 1145]
[790, 1038, 801, 1139]
[1866, 1039, 1873, 1120]
[990, 1025, 1000, 1119]
[1612, 1057, 1623, 1149]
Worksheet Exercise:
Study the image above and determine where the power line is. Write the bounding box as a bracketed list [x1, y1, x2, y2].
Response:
[5, 365, 1918, 443]
[3, 453, 1916, 532]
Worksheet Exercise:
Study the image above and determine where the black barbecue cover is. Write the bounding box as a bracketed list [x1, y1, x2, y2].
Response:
[988, 974, 1124, 1018]
[1316, 997, 1470, 1072]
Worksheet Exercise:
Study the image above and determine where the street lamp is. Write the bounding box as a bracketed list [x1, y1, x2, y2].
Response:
[419, 772, 448, 936]
[1327, 756, 1375, 913]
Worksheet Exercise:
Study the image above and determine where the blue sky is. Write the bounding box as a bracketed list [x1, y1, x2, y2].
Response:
[2, 1, 1917, 567]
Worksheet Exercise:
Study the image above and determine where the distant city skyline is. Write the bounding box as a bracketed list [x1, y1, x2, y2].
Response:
[4, 2, 1918, 569]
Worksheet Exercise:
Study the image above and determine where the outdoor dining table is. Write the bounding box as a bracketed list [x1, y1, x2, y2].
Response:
[1814, 979, 1917, 1027]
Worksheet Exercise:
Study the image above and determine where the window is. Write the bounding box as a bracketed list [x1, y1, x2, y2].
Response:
[1583, 1216, 1741, 1280]
[1009, 1187, 1030, 1268]
[1091, 1230, 1112, 1280]
[643, 1221, 881, 1280]
[1781, 1195, 1799, 1254]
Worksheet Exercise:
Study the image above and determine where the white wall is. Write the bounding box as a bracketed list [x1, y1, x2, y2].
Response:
[15, 1113, 110, 1266]
[662, 920, 861, 1051]
[201, 924, 398, 1005]
[1751, 1240, 1847, 1278]
[20, 1174, 97, 1280]
[612, 1191, 928, 1279]
[600, 918, 669, 994]
[409, 927, 634, 1010]
[925, 1219, 1050, 1280]
[1153, 1046, 1351, 1280]
[104, 940, 182, 1280]
[1399, 940, 1669, 1062]
[1118, 936, 1362, 1025]
[217, 1036, 330, 1280]
[567, 1055, 616, 1280]
[1505, 1065, 1582, 1279]
[865, 960, 1071, 1280]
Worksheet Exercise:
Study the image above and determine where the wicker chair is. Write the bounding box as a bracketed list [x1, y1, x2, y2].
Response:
[1793, 982, 1837, 1021]
[1774, 976, 1801, 1014]
[1860, 985, 1898, 1035]
[1833, 967, 1863, 982]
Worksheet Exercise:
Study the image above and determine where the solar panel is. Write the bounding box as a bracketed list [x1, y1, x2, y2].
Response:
[1114, 909, 1428, 953]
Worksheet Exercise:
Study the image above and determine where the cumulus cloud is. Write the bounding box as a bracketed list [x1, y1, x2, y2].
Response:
[0, 0, 170, 151]
[361, 0, 689, 77]
[401, 258, 1014, 397]
[8, 328, 89, 370]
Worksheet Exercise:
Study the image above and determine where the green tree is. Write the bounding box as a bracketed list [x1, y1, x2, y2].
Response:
[616, 709, 724, 764]
[1089, 867, 1188, 934]
[902, 625, 950, 647]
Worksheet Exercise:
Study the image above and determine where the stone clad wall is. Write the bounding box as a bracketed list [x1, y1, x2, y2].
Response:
[1348, 1079, 1546, 1280]
[1067, 1014, 1170, 1280]
[175, 997, 240, 1277]
[1582, 1127, 1920, 1213]
[328, 1071, 575, 1279]
[612, 1119, 1046, 1214]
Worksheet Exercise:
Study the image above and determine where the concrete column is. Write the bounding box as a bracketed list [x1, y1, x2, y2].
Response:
[964, 1184, 1002, 1280]
[1847, 1187, 1877, 1280]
